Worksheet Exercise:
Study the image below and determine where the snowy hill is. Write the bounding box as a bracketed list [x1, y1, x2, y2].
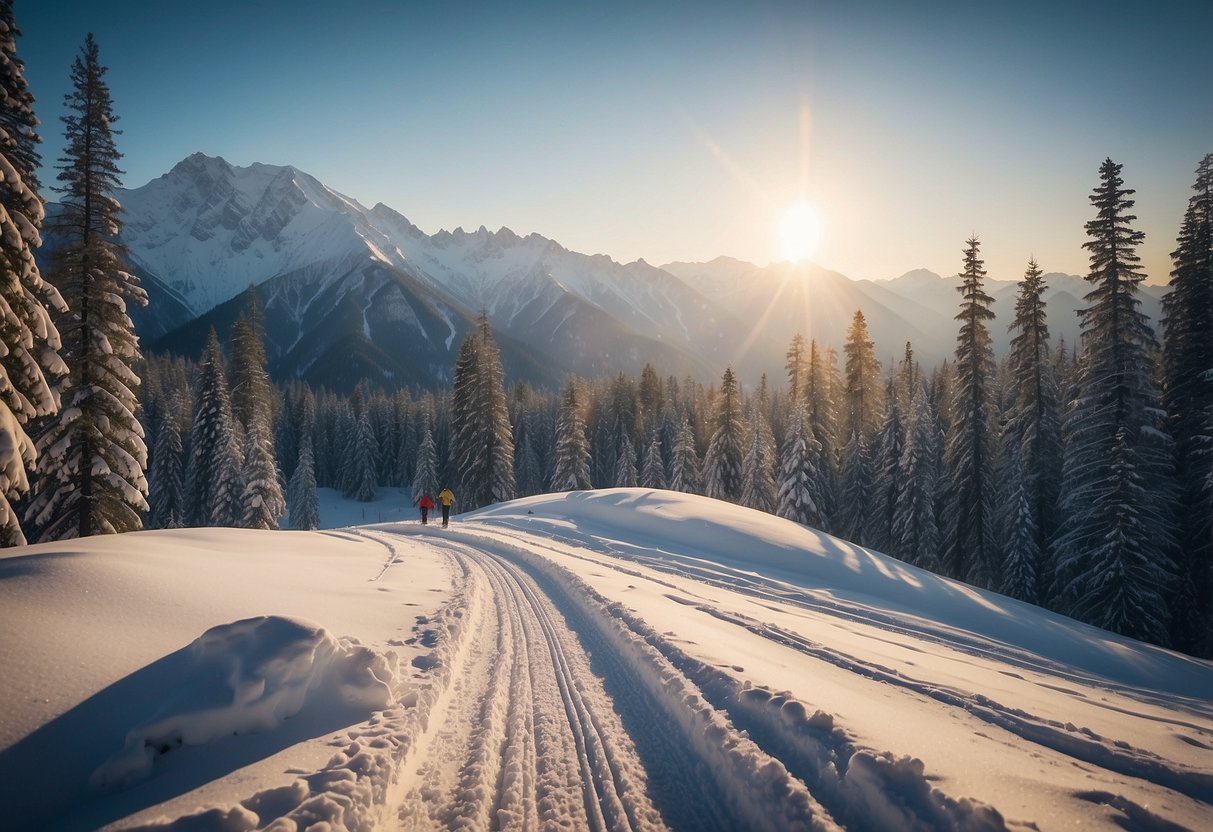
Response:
[2, 489, 1209, 830]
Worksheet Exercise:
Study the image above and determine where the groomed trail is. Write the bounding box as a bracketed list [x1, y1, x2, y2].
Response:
[356, 525, 1008, 832]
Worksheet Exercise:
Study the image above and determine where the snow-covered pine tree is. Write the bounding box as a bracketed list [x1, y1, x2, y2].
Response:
[892, 383, 942, 571]
[837, 429, 873, 546]
[348, 410, 378, 502]
[614, 431, 637, 487]
[229, 292, 282, 529]
[27, 35, 148, 540]
[1053, 159, 1178, 645]
[1161, 154, 1213, 653]
[1003, 258, 1062, 564]
[147, 392, 186, 529]
[740, 399, 777, 512]
[870, 376, 905, 551]
[842, 310, 884, 447]
[186, 330, 239, 526]
[0, 2, 68, 544]
[805, 340, 838, 528]
[287, 440, 320, 531]
[411, 415, 440, 503]
[241, 419, 284, 529]
[785, 334, 806, 401]
[943, 236, 997, 586]
[998, 443, 1040, 603]
[209, 428, 245, 527]
[450, 314, 514, 508]
[776, 403, 822, 526]
[640, 431, 667, 489]
[669, 415, 701, 494]
[702, 366, 744, 502]
[551, 380, 591, 491]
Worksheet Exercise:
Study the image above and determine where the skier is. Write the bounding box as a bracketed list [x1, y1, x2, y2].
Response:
[418, 493, 435, 525]
[438, 486, 455, 528]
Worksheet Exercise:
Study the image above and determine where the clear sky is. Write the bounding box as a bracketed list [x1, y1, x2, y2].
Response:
[16, 0, 1213, 284]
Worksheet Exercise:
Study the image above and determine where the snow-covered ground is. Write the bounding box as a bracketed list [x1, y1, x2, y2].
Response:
[1, 489, 1210, 831]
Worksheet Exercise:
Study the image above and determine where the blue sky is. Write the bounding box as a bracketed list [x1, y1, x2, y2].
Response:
[17, 0, 1212, 283]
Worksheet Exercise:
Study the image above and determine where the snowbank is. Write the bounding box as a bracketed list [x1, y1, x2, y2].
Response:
[92, 616, 395, 790]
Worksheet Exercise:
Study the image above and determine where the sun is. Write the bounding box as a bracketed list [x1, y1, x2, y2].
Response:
[778, 199, 823, 264]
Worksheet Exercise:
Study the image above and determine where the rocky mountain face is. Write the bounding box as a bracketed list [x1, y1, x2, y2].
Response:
[40, 153, 1168, 390]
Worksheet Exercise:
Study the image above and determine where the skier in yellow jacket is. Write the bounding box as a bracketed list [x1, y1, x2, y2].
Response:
[438, 487, 455, 528]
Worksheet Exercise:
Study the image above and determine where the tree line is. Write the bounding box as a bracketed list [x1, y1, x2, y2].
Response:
[0, 11, 1209, 656]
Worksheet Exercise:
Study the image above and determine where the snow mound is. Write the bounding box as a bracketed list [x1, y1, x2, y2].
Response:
[91, 616, 395, 790]
[471, 489, 1212, 698]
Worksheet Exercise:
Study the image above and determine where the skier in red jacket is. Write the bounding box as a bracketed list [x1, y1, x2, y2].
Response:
[418, 494, 435, 525]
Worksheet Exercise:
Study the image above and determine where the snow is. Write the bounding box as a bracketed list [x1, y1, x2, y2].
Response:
[1, 488, 1210, 830]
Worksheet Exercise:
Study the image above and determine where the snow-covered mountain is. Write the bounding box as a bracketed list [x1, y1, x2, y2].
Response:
[3, 489, 1209, 829]
[53, 152, 1170, 389]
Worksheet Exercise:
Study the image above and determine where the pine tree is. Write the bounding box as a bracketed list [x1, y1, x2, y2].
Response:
[785, 334, 806, 401]
[348, 410, 378, 502]
[998, 444, 1040, 603]
[287, 440, 320, 531]
[614, 432, 638, 487]
[944, 236, 997, 585]
[230, 290, 282, 529]
[669, 415, 701, 494]
[411, 416, 441, 502]
[186, 330, 240, 526]
[1053, 159, 1177, 645]
[842, 310, 883, 446]
[776, 403, 822, 526]
[702, 366, 744, 501]
[1004, 258, 1062, 563]
[837, 430, 873, 546]
[513, 411, 544, 497]
[551, 380, 591, 491]
[740, 401, 777, 512]
[0, 0, 68, 545]
[28, 35, 148, 540]
[1161, 153, 1213, 652]
[640, 431, 667, 489]
[147, 392, 186, 529]
[241, 420, 284, 529]
[805, 340, 838, 528]
[870, 377, 905, 551]
[449, 314, 514, 508]
[892, 384, 942, 571]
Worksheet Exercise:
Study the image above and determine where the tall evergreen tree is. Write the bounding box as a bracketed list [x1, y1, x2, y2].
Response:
[241, 420, 284, 529]
[775, 403, 822, 526]
[147, 392, 186, 529]
[186, 330, 242, 526]
[837, 430, 873, 546]
[870, 376, 905, 551]
[411, 416, 441, 503]
[287, 440, 320, 531]
[229, 290, 282, 529]
[28, 35, 148, 539]
[785, 334, 806, 401]
[347, 410, 378, 502]
[892, 384, 942, 571]
[0, 0, 68, 545]
[449, 314, 514, 508]
[702, 366, 744, 501]
[1161, 153, 1213, 652]
[614, 432, 638, 487]
[1004, 258, 1062, 561]
[805, 340, 838, 528]
[1053, 159, 1177, 645]
[669, 415, 701, 494]
[740, 400, 776, 512]
[944, 236, 997, 585]
[998, 444, 1040, 603]
[640, 431, 667, 489]
[842, 310, 883, 445]
[551, 380, 591, 491]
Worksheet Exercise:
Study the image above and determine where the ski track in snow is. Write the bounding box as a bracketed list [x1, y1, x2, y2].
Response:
[131, 522, 1204, 832]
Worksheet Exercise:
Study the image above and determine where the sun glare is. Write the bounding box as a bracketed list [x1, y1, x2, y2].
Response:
[778, 200, 823, 264]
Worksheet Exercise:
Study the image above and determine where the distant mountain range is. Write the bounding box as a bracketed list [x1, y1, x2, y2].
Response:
[40, 153, 1168, 391]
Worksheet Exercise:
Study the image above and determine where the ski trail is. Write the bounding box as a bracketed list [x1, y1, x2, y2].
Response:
[375, 527, 850, 832]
